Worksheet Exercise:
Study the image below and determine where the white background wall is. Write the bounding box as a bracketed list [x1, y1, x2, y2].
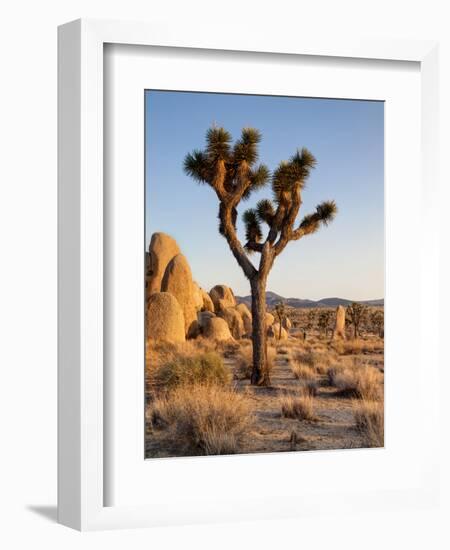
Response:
[0, 1, 449, 548]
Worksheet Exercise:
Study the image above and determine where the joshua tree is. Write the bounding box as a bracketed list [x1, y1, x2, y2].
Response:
[184, 126, 337, 385]
[318, 309, 333, 339]
[346, 302, 367, 339]
[274, 301, 286, 340]
[371, 309, 384, 337]
[303, 309, 316, 341]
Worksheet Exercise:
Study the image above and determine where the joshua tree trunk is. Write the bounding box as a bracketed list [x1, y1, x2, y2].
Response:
[250, 276, 270, 386]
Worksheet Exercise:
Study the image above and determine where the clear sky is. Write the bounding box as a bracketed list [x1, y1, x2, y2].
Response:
[145, 91, 384, 301]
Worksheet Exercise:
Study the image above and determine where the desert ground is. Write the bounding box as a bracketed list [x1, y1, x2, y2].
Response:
[146, 331, 384, 458]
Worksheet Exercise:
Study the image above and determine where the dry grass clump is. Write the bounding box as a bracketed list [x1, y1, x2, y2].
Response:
[146, 338, 216, 371]
[290, 360, 315, 380]
[302, 380, 318, 397]
[328, 365, 382, 400]
[152, 351, 231, 389]
[234, 344, 276, 380]
[147, 384, 251, 455]
[291, 348, 335, 375]
[353, 399, 384, 447]
[280, 393, 317, 421]
[216, 338, 251, 358]
[332, 339, 384, 356]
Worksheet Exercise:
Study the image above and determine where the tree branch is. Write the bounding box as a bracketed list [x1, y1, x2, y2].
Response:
[273, 184, 302, 256]
[220, 201, 257, 280]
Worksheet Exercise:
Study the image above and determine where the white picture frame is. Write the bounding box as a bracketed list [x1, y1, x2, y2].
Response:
[58, 18, 440, 531]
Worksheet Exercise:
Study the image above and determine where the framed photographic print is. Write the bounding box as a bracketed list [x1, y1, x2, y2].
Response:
[58, 19, 440, 530]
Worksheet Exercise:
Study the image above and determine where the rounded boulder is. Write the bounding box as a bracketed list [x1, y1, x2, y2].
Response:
[235, 303, 252, 335]
[146, 232, 180, 295]
[203, 316, 233, 341]
[146, 292, 185, 343]
[161, 253, 198, 338]
[218, 307, 245, 339]
[209, 285, 236, 313]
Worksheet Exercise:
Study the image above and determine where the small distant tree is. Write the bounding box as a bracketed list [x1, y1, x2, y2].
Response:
[302, 309, 316, 341]
[346, 302, 368, 339]
[318, 310, 333, 339]
[184, 126, 337, 385]
[274, 301, 286, 340]
[371, 309, 384, 337]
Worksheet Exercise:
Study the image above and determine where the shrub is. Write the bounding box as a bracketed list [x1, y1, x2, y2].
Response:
[147, 385, 251, 455]
[328, 365, 382, 400]
[292, 349, 334, 374]
[280, 393, 317, 421]
[302, 380, 318, 397]
[290, 360, 315, 380]
[334, 339, 384, 355]
[353, 399, 384, 447]
[153, 352, 231, 389]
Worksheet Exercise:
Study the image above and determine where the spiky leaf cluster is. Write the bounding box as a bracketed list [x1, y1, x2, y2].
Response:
[183, 126, 270, 200]
[242, 208, 262, 246]
[272, 147, 316, 202]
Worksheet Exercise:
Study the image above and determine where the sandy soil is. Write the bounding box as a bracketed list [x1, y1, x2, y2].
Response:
[145, 339, 384, 458]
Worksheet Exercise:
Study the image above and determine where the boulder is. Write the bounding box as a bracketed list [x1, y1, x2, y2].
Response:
[197, 310, 216, 329]
[146, 232, 180, 296]
[269, 323, 288, 340]
[146, 292, 185, 343]
[333, 305, 346, 340]
[203, 316, 233, 341]
[236, 303, 252, 335]
[161, 253, 198, 338]
[282, 317, 292, 331]
[265, 312, 275, 327]
[201, 289, 215, 312]
[209, 285, 236, 313]
[192, 281, 204, 312]
[218, 307, 245, 339]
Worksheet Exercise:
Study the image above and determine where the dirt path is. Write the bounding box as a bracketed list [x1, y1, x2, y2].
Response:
[231, 350, 366, 454]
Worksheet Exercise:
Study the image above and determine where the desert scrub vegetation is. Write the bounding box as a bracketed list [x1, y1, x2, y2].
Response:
[151, 351, 231, 389]
[147, 384, 251, 455]
[280, 392, 317, 421]
[331, 338, 384, 356]
[234, 344, 276, 380]
[290, 360, 315, 380]
[327, 364, 382, 400]
[353, 399, 384, 447]
[291, 348, 336, 375]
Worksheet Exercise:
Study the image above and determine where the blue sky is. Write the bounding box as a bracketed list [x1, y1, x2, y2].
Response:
[145, 91, 384, 301]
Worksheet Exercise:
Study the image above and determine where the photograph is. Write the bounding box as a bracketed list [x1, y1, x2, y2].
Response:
[144, 90, 384, 458]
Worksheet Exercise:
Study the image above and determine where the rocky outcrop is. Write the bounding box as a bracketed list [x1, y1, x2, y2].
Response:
[235, 303, 252, 335]
[197, 310, 216, 329]
[147, 292, 185, 343]
[161, 253, 198, 338]
[218, 307, 245, 339]
[282, 317, 292, 331]
[333, 305, 346, 340]
[203, 316, 233, 341]
[201, 289, 215, 312]
[146, 233, 180, 296]
[209, 285, 236, 313]
[192, 281, 204, 312]
[269, 323, 288, 340]
[265, 312, 275, 328]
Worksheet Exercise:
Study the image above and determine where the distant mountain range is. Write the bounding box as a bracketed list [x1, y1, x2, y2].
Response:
[235, 291, 384, 309]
